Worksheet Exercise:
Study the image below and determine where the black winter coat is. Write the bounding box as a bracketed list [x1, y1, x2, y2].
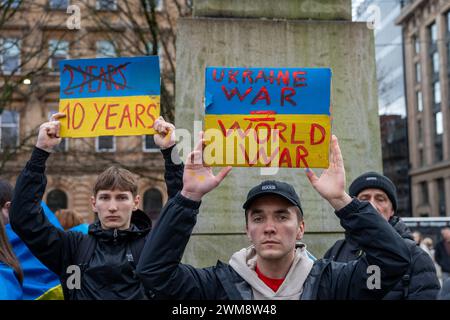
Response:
[136, 193, 411, 300]
[323, 216, 440, 300]
[10, 146, 183, 300]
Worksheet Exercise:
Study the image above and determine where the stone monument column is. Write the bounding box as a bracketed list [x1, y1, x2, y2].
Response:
[175, 0, 381, 265]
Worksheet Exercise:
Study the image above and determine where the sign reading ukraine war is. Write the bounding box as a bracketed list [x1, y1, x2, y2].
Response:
[204, 67, 332, 168]
[58, 56, 160, 138]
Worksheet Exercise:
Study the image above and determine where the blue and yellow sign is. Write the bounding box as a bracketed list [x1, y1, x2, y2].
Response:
[204, 67, 332, 168]
[58, 56, 160, 138]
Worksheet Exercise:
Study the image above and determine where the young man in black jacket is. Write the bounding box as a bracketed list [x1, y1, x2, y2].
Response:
[324, 172, 440, 299]
[9, 113, 183, 299]
[136, 134, 411, 300]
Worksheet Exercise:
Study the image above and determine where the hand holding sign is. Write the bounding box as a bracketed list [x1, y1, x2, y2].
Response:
[153, 116, 176, 150]
[181, 132, 232, 202]
[36, 112, 66, 153]
[305, 135, 352, 211]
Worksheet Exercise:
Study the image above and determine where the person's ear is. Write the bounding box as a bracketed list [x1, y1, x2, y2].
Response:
[91, 196, 96, 212]
[4, 201, 11, 210]
[134, 195, 140, 211]
[296, 220, 305, 241]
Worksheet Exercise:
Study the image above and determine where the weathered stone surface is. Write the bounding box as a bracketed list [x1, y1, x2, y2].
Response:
[194, 0, 352, 21]
[175, 17, 381, 262]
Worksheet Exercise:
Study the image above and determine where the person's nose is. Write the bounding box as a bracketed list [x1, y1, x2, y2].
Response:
[108, 200, 118, 212]
[263, 218, 276, 235]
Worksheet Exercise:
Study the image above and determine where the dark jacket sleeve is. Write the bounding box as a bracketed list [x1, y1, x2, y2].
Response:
[161, 145, 184, 199]
[327, 199, 411, 299]
[136, 192, 223, 299]
[9, 147, 75, 276]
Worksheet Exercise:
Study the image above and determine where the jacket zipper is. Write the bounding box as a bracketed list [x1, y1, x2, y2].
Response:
[113, 229, 118, 241]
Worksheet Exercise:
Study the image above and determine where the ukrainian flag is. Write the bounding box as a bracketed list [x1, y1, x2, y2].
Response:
[4, 201, 64, 300]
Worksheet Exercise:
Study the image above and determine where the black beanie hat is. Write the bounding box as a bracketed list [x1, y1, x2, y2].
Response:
[349, 172, 397, 212]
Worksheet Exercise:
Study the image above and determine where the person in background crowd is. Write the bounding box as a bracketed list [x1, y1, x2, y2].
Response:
[435, 227, 450, 282]
[324, 172, 440, 300]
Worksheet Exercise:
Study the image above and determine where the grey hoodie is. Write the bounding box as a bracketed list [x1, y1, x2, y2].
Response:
[229, 244, 314, 300]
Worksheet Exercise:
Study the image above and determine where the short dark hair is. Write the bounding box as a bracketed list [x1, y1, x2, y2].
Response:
[93, 166, 138, 197]
[0, 179, 13, 208]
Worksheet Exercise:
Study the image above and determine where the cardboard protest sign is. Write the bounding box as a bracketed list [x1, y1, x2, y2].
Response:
[204, 67, 332, 168]
[58, 56, 160, 138]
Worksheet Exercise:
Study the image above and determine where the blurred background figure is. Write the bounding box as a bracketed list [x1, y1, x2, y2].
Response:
[435, 228, 450, 282]
[420, 237, 434, 258]
[412, 231, 422, 245]
[55, 209, 88, 234]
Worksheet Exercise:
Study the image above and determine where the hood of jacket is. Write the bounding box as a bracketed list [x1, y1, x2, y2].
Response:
[228, 243, 314, 300]
[389, 216, 414, 241]
[88, 209, 152, 242]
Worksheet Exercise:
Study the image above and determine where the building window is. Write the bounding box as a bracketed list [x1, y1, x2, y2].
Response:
[435, 111, 443, 135]
[144, 0, 163, 11]
[96, 40, 116, 58]
[418, 148, 424, 167]
[96, 0, 117, 11]
[0, 38, 20, 74]
[414, 35, 420, 55]
[416, 91, 423, 112]
[437, 179, 446, 217]
[49, 0, 69, 9]
[447, 11, 450, 33]
[143, 188, 163, 224]
[49, 40, 69, 73]
[1, 0, 21, 8]
[435, 110, 443, 162]
[147, 41, 163, 70]
[417, 119, 422, 142]
[415, 63, 421, 83]
[432, 51, 439, 74]
[96, 136, 115, 152]
[420, 182, 429, 205]
[48, 110, 68, 151]
[430, 22, 438, 44]
[433, 81, 441, 105]
[143, 135, 159, 152]
[0, 110, 19, 150]
[46, 189, 68, 213]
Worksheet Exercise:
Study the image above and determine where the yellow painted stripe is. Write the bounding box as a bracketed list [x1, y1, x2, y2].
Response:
[204, 114, 331, 168]
[59, 95, 160, 138]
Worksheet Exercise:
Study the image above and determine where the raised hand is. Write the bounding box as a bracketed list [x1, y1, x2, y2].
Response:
[305, 135, 352, 211]
[36, 112, 66, 153]
[153, 116, 176, 150]
[180, 132, 232, 201]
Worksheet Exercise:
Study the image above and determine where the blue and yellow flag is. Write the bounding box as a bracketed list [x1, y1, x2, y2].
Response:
[4, 201, 64, 300]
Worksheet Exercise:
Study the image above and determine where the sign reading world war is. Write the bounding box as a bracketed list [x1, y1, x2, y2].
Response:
[204, 67, 332, 168]
[58, 56, 160, 138]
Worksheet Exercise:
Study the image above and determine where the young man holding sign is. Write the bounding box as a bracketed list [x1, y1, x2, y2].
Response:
[9, 114, 182, 299]
[136, 134, 411, 299]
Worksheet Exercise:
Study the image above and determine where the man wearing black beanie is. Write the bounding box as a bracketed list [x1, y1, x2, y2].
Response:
[324, 171, 440, 299]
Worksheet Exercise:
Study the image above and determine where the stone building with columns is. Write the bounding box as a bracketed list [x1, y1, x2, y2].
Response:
[396, 0, 450, 217]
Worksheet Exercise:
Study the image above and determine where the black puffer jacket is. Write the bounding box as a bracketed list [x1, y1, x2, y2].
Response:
[324, 216, 440, 300]
[136, 193, 411, 300]
[10, 146, 183, 299]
